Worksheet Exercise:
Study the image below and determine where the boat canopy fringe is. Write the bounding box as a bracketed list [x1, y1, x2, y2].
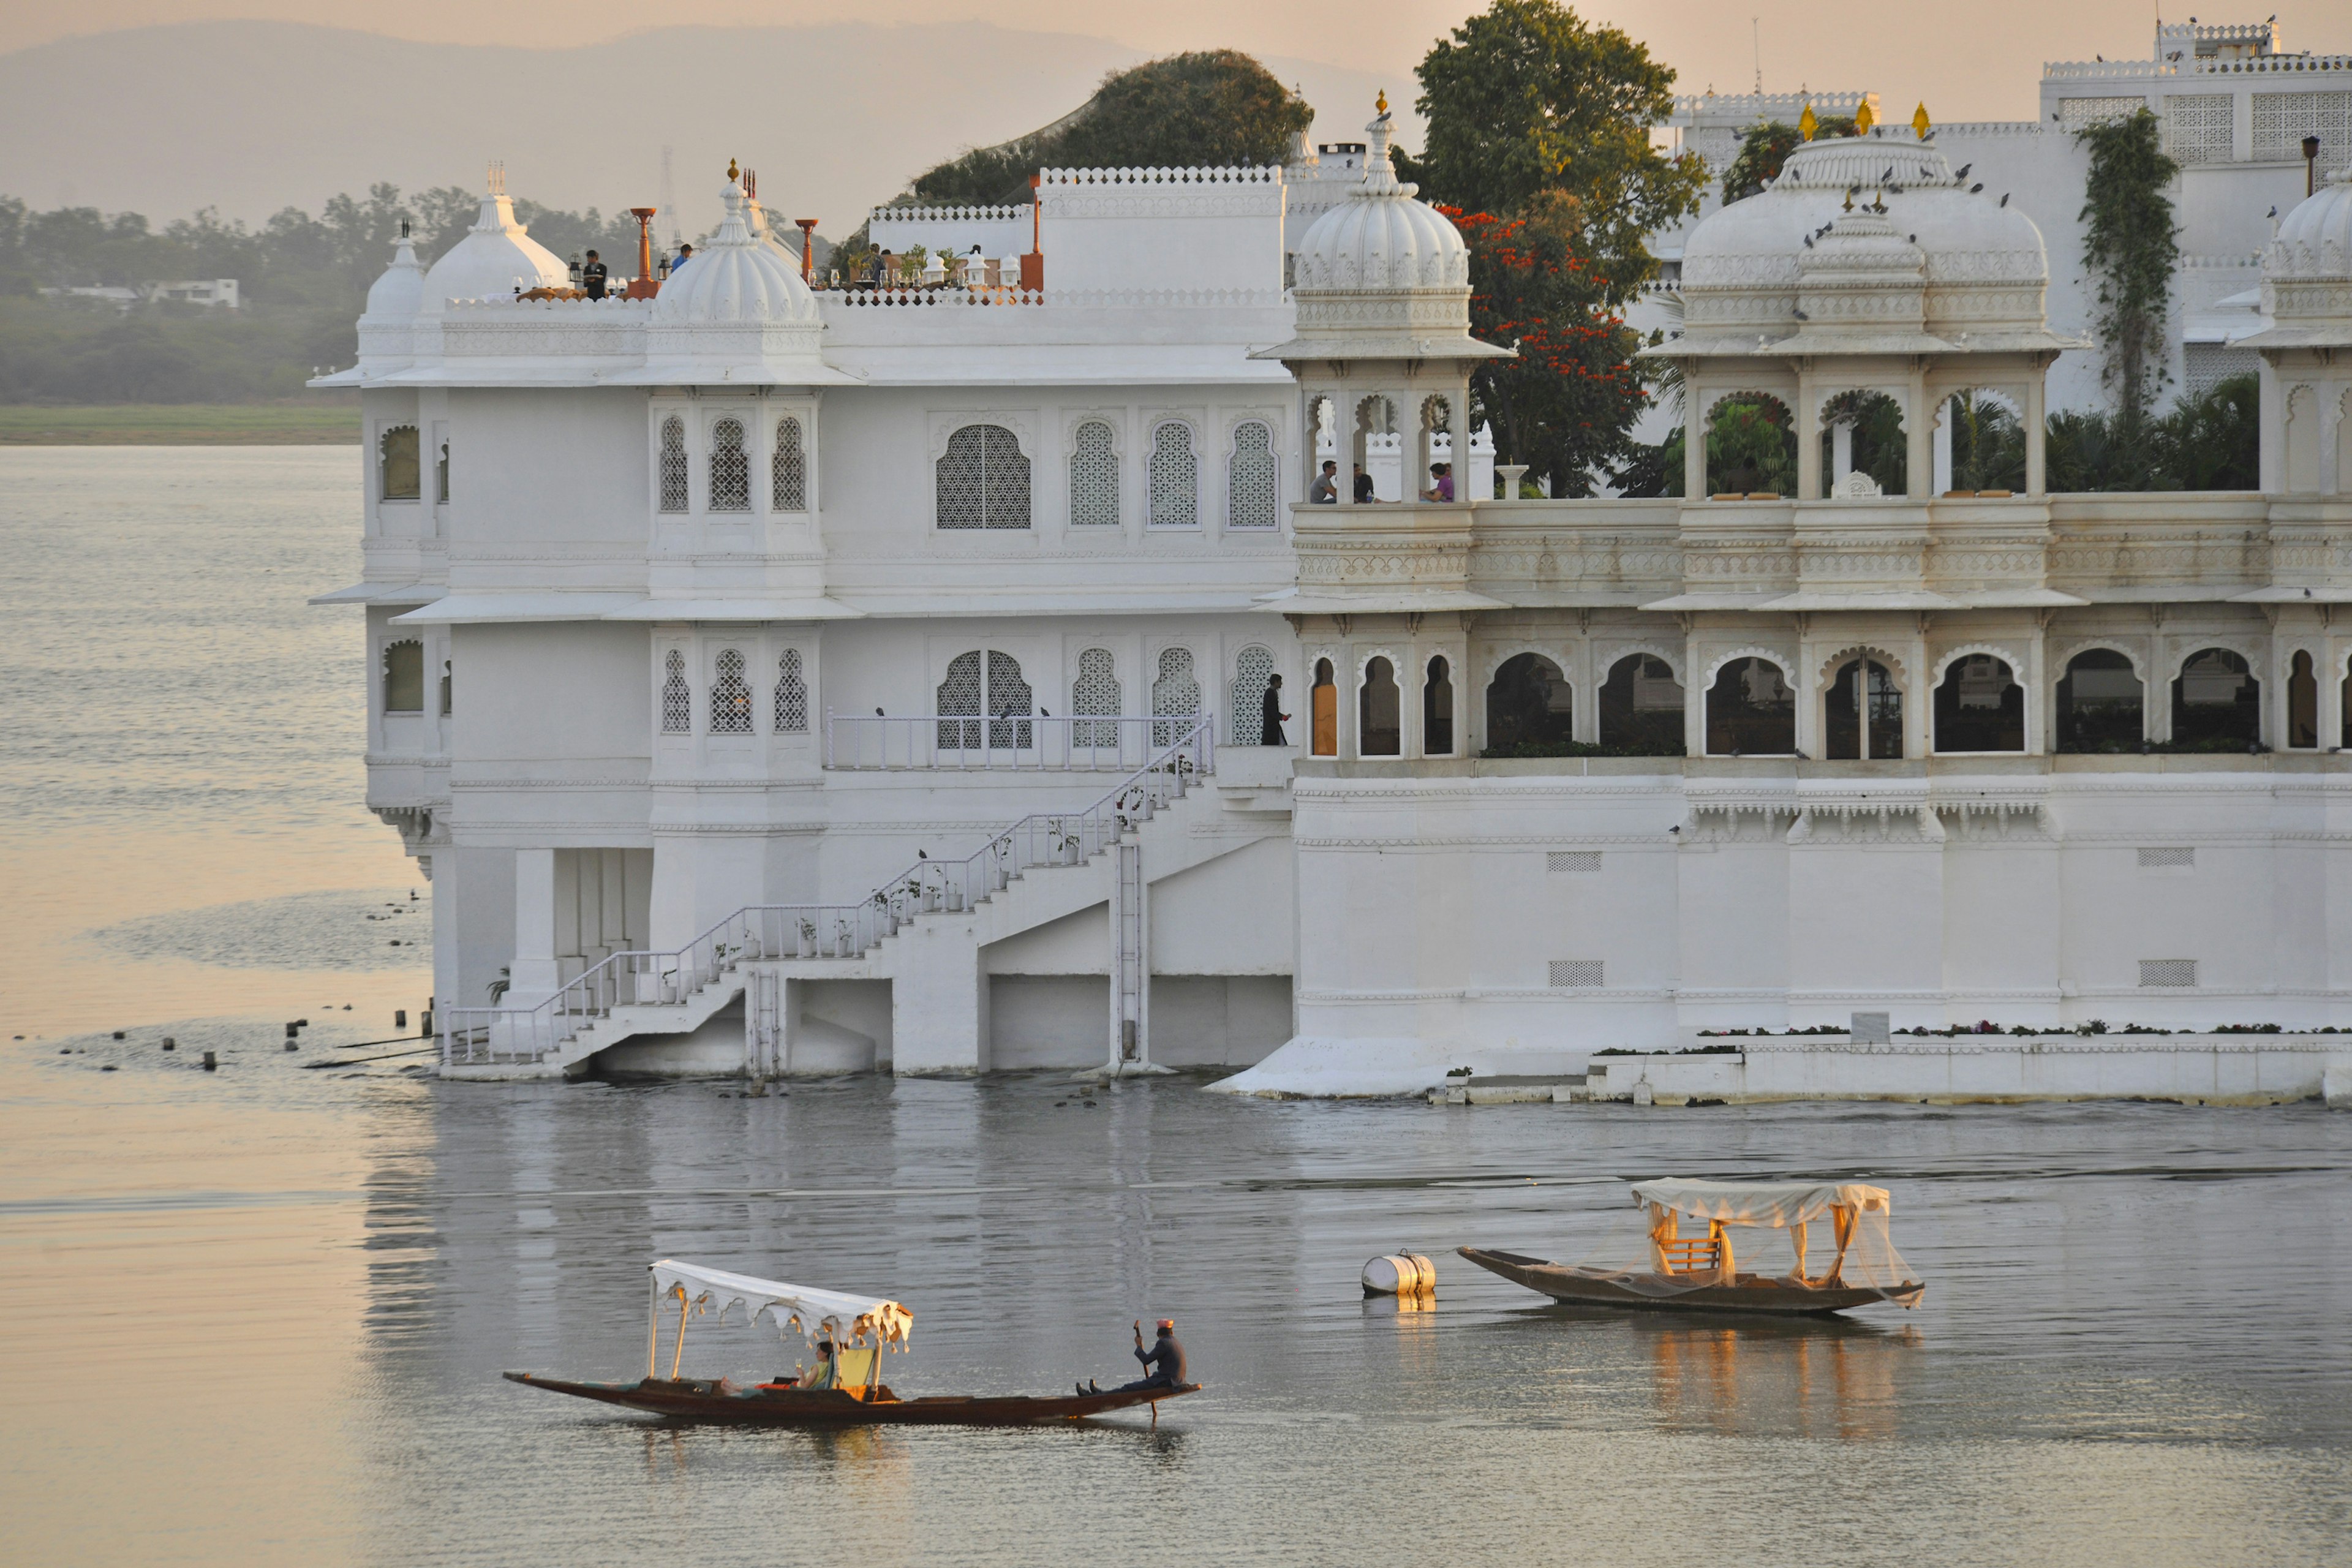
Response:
[651, 1260, 913, 1349]
[1547, 1179, 1921, 1305]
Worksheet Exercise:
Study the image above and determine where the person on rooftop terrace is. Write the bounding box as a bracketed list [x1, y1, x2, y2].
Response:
[580, 249, 607, 300]
[1309, 459, 1339, 503]
[671, 242, 693, 275]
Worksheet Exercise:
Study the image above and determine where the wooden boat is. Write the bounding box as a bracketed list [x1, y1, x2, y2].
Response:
[506, 1371, 1199, 1426]
[1460, 1178, 1926, 1317]
[507, 1259, 1197, 1428]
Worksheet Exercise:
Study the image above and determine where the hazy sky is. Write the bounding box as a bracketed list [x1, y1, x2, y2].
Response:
[7, 0, 2348, 124]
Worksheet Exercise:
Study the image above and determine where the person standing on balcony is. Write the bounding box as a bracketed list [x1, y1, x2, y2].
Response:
[671, 243, 694, 276]
[1261, 673, 1290, 746]
[1309, 460, 1339, 503]
[580, 250, 608, 300]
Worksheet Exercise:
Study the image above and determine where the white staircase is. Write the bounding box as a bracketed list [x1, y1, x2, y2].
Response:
[441, 717, 1223, 1079]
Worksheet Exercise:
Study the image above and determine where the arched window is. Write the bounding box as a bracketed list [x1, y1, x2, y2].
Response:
[2057, 649, 2142, 752]
[380, 425, 420, 501]
[1359, 658, 1402, 756]
[1826, 657, 1902, 760]
[710, 649, 753, 733]
[1705, 657, 1793, 755]
[936, 424, 1030, 529]
[658, 416, 689, 513]
[382, 639, 424, 712]
[1311, 658, 1338, 756]
[1227, 420, 1278, 529]
[1073, 649, 1122, 749]
[435, 439, 450, 503]
[708, 418, 751, 512]
[660, 650, 691, 733]
[2172, 648, 2260, 748]
[1599, 654, 1686, 753]
[1934, 655, 2024, 752]
[439, 659, 453, 717]
[1485, 653, 1573, 753]
[1231, 645, 1277, 746]
[1819, 390, 1907, 497]
[938, 650, 1033, 749]
[1701, 393, 1795, 497]
[773, 649, 808, 734]
[1151, 647, 1200, 747]
[2288, 650, 2318, 749]
[1423, 655, 1455, 755]
[772, 417, 807, 511]
[1148, 421, 1197, 527]
[1070, 421, 1118, 527]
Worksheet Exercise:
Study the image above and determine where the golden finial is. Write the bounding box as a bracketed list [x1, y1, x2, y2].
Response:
[1913, 102, 1931, 137]
[1376, 90, 1388, 115]
[727, 157, 740, 181]
[1854, 99, 1875, 134]
[1798, 104, 1818, 142]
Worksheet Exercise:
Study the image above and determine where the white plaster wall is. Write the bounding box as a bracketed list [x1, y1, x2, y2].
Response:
[447, 389, 648, 583]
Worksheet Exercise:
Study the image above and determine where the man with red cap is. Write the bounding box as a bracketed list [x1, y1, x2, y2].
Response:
[1081, 1317, 1187, 1396]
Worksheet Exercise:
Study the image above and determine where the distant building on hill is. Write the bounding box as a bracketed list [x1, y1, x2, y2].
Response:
[36, 277, 239, 309]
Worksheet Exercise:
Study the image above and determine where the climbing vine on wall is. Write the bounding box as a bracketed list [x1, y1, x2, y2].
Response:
[2075, 108, 2180, 438]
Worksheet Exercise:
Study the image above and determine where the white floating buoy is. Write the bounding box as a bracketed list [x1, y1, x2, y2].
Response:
[1362, 1253, 1437, 1297]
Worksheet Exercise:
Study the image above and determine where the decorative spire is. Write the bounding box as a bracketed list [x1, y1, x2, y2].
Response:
[486, 160, 507, 197]
[1855, 99, 1875, 134]
[1799, 103, 1818, 142]
[1912, 102, 1931, 137]
[728, 157, 740, 182]
[1376, 89, 1387, 115]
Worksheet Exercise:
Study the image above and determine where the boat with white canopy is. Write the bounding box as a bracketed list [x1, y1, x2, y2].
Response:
[505, 1260, 1198, 1425]
[1459, 1178, 1926, 1316]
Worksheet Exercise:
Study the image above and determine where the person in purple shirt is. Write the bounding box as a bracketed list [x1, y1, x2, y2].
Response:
[1422, 462, 1455, 502]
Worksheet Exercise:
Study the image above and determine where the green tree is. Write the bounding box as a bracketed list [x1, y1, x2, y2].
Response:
[1718, 115, 1859, 203]
[2076, 108, 2179, 445]
[908, 51, 1311, 208]
[1409, 0, 1704, 304]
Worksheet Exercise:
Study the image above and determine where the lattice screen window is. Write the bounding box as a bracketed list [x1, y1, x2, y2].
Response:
[1152, 647, 1202, 746]
[710, 649, 753, 733]
[661, 650, 691, 733]
[1227, 421, 1278, 529]
[937, 651, 982, 748]
[658, 417, 689, 513]
[986, 650, 1032, 748]
[773, 649, 808, 734]
[2182, 344, 2259, 401]
[708, 418, 751, 512]
[2253, 91, 2351, 167]
[1148, 421, 1198, 527]
[772, 417, 807, 511]
[1070, 421, 1119, 527]
[1547, 851, 1602, 873]
[935, 424, 1031, 529]
[1072, 648, 1121, 747]
[380, 425, 420, 501]
[1231, 645, 1276, 744]
[2137, 846, 2195, 869]
[2165, 94, 2233, 164]
[2059, 97, 2147, 128]
[937, 649, 1033, 748]
[1548, 960, 1605, 988]
[2138, 959, 2198, 988]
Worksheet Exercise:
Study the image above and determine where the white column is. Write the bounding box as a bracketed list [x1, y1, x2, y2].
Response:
[1831, 420, 1854, 486]
[510, 847, 560, 1002]
[1932, 402, 1953, 496]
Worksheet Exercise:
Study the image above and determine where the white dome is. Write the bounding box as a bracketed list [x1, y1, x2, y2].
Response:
[421, 172, 568, 312]
[2268, 166, 2352, 283]
[364, 230, 426, 320]
[652, 174, 817, 326]
[1291, 107, 1468, 293]
[1678, 129, 2065, 351]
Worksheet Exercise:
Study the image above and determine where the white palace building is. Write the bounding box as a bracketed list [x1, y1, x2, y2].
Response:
[316, 66, 2352, 1088]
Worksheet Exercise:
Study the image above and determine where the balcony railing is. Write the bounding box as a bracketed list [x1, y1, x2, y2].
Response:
[825, 712, 1204, 771]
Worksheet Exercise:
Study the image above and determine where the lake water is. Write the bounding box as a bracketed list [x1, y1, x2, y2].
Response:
[1, 450, 2348, 1567]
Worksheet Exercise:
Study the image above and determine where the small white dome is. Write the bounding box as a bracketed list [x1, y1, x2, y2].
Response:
[1678, 129, 2062, 350]
[2269, 166, 2352, 282]
[364, 230, 426, 320]
[652, 175, 816, 326]
[421, 169, 569, 312]
[1291, 108, 1468, 292]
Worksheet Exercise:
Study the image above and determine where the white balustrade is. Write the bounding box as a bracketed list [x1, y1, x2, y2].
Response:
[825, 712, 1191, 771]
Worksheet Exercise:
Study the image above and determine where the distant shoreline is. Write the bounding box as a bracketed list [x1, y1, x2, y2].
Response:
[0, 405, 358, 446]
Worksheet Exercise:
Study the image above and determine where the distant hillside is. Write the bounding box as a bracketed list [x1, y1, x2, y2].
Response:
[0, 21, 1405, 241]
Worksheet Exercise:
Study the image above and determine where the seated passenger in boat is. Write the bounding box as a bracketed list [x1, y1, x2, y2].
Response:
[798, 1339, 839, 1389]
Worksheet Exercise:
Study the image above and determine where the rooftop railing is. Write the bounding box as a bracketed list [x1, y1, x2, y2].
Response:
[826, 712, 1195, 771]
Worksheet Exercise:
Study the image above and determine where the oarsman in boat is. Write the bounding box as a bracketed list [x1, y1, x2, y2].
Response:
[1082, 1318, 1186, 1395]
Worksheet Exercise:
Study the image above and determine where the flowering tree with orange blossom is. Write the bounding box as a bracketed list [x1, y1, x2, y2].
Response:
[1441, 191, 1650, 497]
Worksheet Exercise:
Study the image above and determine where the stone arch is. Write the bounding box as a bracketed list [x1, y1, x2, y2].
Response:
[1699, 390, 1798, 497]
[1357, 652, 1403, 756]
[1815, 387, 1908, 498]
[1702, 644, 1798, 689]
[2054, 644, 2145, 753]
[1596, 640, 1684, 687]
[1703, 653, 1796, 755]
[2170, 644, 2261, 748]
[1483, 649, 1575, 753]
[2283, 383, 2320, 493]
[1931, 646, 2026, 753]
[1813, 644, 1912, 693]
[2163, 636, 2264, 685]
[2051, 639, 2148, 687]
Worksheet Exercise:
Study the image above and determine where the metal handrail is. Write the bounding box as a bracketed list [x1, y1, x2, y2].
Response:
[443, 714, 1213, 1067]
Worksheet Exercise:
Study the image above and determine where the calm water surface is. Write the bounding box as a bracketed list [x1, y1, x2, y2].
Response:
[1, 450, 2348, 1566]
